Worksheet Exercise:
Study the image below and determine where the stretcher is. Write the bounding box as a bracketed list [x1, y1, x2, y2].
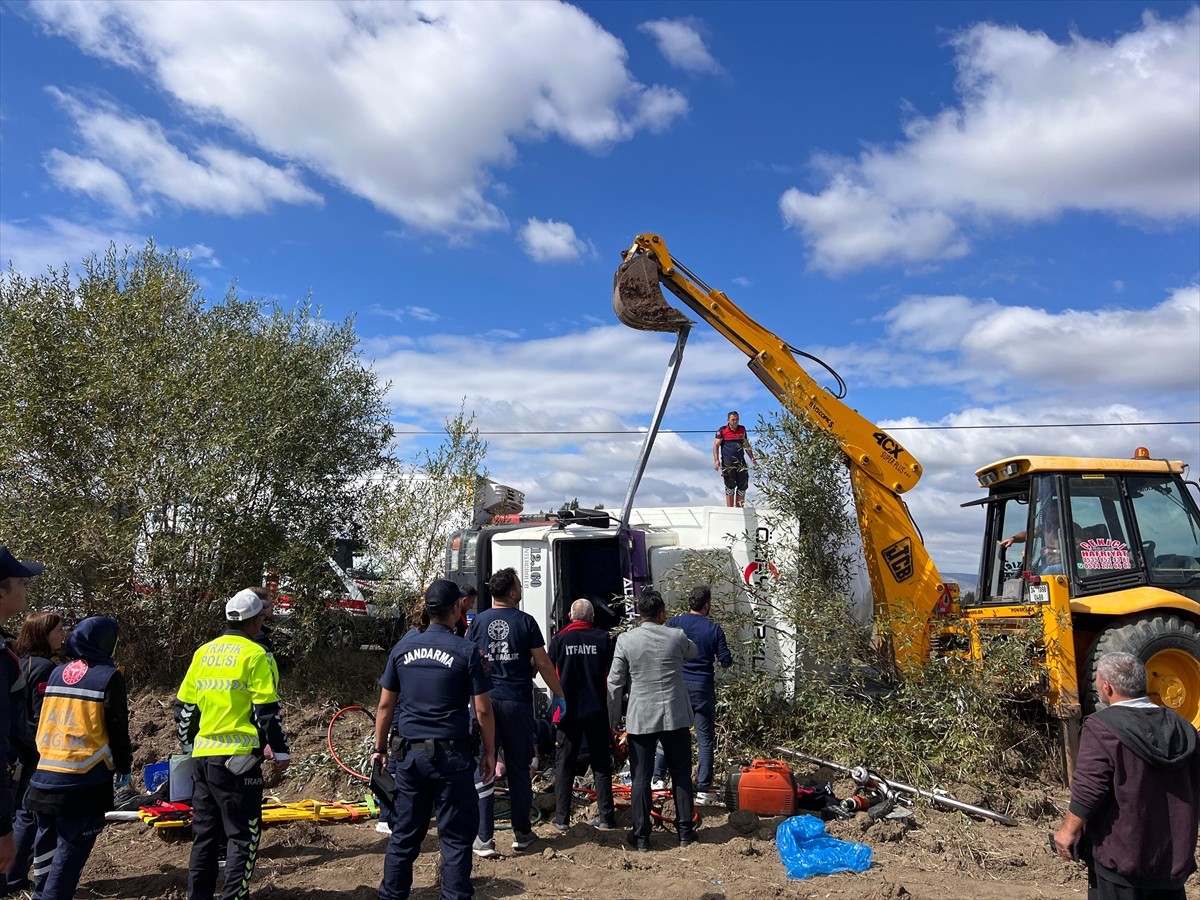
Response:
[127, 795, 380, 829]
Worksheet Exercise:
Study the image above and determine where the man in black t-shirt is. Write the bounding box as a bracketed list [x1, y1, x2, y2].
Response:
[466, 568, 565, 855]
[548, 599, 615, 832]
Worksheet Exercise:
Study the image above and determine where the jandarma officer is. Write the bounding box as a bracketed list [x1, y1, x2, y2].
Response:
[175, 588, 291, 900]
[372, 580, 496, 900]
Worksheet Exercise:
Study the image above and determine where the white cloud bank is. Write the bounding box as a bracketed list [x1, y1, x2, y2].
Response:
[31, 0, 687, 232]
[639, 18, 720, 74]
[781, 9, 1200, 273]
[46, 90, 321, 217]
[519, 218, 591, 262]
[0, 217, 144, 275]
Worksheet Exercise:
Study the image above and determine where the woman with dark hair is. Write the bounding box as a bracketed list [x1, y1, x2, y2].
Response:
[3, 611, 65, 894]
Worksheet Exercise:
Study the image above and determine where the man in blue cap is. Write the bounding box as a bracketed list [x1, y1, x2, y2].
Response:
[0, 545, 43, 874]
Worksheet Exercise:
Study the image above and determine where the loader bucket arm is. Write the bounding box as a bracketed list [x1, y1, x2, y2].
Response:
[614, 233, 922, 495]
[613, 232, 950, 671]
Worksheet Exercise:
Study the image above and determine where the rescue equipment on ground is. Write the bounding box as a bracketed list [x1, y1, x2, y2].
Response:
[722, 759, 798, 816]
[776, 747, 1017, 826]
[127, 796, 381, 829]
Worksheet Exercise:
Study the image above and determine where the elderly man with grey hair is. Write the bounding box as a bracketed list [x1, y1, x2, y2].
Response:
[1053, 651, 1200, 900]
[547, 599, 616, 832]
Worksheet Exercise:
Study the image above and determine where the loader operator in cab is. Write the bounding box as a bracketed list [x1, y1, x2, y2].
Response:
[1002, 503, 1068, 575]
[714, 411, 755, 508]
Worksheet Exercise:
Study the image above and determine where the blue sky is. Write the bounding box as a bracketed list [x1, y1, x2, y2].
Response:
[2, 0, 1197, 574]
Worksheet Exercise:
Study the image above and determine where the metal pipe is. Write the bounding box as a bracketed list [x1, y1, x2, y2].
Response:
[775, 747, 1017, 827]
[619, 324, 691, 529]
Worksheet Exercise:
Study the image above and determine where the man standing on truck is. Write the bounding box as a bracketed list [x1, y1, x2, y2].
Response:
[466, 568, 565, 855]
[1052, 651, 1200, 899]
[713, 411, 756, 508]
[652, 585, 733, 805]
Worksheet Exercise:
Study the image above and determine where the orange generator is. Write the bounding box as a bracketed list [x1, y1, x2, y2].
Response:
[722, 759, 797, 816]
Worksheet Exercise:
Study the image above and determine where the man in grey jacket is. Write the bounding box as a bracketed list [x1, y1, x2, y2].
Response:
[607, 591, 698, 851]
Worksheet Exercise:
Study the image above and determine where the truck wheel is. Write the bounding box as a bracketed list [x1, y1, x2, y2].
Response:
[1085, 614, 1200, 727]
[325, 618, 358, 650]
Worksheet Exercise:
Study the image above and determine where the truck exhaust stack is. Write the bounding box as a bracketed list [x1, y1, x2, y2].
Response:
[613, 253, 690, 333]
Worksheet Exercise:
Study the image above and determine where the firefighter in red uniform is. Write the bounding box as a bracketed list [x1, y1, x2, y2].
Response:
[25, 615, 131, 900]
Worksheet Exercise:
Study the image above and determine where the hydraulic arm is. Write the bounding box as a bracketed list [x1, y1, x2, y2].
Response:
[613, 233, 952, 668]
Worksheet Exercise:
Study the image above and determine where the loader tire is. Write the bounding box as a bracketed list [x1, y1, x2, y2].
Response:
[1084, 614, 1200, 727]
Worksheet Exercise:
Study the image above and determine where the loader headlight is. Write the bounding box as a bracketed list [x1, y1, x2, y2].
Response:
[979, 470, 998, 487]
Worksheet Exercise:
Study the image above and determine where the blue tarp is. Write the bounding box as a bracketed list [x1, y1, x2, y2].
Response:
[776, 814, 872, 880]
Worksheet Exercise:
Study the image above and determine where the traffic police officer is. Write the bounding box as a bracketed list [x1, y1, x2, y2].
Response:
[176, 588, 291, 900]
[25, 616, 132, 900]
[372, 580, 495, 900]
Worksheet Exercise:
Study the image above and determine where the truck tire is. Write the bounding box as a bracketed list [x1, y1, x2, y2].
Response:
[1084, 614, 1200, 728]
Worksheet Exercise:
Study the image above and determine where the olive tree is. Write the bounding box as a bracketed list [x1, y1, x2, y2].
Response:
[0, 242, 392, 672]
[358, 404, 487, 616]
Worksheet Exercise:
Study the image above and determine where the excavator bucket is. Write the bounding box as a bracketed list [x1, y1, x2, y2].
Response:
[612, 254, 691, 333]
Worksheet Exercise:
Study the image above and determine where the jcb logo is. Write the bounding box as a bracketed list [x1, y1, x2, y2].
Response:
[872, 431, 907, 460]
[882, 538, 913, 582]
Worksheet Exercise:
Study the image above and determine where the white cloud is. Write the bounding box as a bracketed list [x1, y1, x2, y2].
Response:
[370, 304, 441, 323]
[780, 176, 969, 273]
[182, 243, 221, 268]
[848, 285, 1200, 397]
[48, 90, 322, 216]
[0, 217, 144, 275]
[781, 9, 1200, 272]
[43, 150, 140, 216]
[519, 218, 590, 263]
[639, 18, 720, 74]
[31, 0, 687, 234]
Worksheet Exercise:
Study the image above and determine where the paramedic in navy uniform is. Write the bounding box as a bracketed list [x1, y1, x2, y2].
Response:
[372, 580, 496, 900]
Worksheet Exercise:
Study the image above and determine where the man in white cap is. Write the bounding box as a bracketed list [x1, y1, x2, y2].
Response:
[0, 545, 43, 872]
[175, 587, 291, 900]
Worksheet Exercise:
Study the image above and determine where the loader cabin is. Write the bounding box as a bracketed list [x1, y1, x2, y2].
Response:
[963, 448, 1200, 732]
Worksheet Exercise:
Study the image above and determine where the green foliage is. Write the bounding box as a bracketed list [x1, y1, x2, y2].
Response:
[358, 403, 487, 614]
[0, 242, 392, 677]
[703, 410, 1051, 793]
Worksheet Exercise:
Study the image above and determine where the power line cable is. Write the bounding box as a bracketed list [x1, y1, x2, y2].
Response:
[389, 420, 1198, 436]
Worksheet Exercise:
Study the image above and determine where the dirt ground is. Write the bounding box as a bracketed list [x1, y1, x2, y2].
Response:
[69, 688, 1200, 900]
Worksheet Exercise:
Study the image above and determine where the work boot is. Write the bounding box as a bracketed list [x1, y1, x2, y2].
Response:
[584, 816, 617, 831]
[678, 825, 696, 848]
[625, 831, 650, 853]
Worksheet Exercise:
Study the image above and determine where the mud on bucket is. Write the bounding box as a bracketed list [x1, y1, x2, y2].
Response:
[612, 254, 691, 333]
